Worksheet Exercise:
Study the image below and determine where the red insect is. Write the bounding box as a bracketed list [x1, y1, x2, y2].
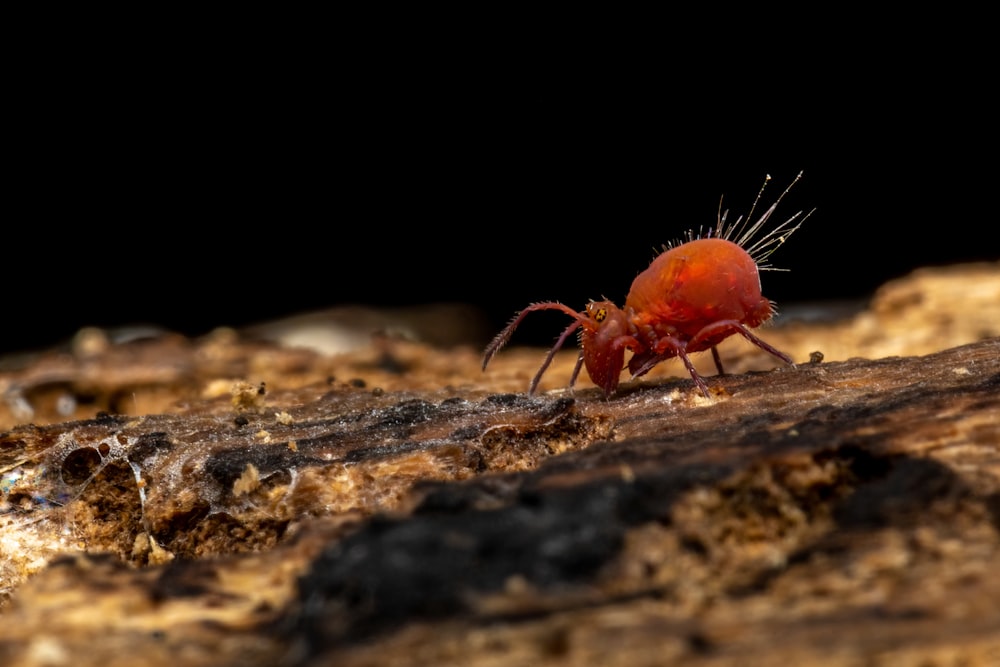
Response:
[482, 172, 813, 398]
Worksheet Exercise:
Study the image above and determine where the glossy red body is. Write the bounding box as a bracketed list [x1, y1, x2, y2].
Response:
[627, 238, 772, 342]
[623, 238, 776, 382]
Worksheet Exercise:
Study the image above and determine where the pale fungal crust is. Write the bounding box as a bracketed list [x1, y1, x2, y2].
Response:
[231, 380, 267, 413]
[233, 463, 261, 496]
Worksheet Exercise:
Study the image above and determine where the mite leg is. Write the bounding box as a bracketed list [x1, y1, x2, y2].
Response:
[568, 351, 585, 390]
[528, 319, 583, 395]
[677, 350, 711, 397]
[731, 322, 794, 366]
[688, 319, 794, 367]
[482, 302, 585, 371]
[632, 351, 712, 396]
[629, 333, 685, 379]
[711, 346, 725, 375]
[628, 334, 711, 397]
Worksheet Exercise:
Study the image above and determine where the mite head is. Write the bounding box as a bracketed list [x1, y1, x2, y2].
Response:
[580, 300, 632, 396]
[482, 299, 637, 397]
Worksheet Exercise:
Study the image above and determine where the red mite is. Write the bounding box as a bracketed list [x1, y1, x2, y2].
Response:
[482, 172, 814, 398]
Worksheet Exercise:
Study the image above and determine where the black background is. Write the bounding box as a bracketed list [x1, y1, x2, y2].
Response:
[5, 34, 997, 356]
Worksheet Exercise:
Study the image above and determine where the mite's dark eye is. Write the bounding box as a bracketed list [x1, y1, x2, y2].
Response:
[595, 308, 607, 322]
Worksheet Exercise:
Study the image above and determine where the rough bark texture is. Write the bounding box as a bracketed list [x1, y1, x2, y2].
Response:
[1, 262, 998, 667]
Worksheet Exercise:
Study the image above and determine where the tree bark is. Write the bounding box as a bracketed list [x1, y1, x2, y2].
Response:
[1, 263, 998, 667]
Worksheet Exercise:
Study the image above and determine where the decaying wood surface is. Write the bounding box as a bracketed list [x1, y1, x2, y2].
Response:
[1, 262, 999, 667]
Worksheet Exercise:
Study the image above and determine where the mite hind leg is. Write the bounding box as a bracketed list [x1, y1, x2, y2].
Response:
[688, 319, 795, 368]
[730, 323, 794, 366]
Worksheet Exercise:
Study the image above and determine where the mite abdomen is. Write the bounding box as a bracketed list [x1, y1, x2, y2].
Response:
[626, 238, 772, 337]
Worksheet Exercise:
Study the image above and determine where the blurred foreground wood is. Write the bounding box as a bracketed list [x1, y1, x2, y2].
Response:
[1, 263, 999, 667]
